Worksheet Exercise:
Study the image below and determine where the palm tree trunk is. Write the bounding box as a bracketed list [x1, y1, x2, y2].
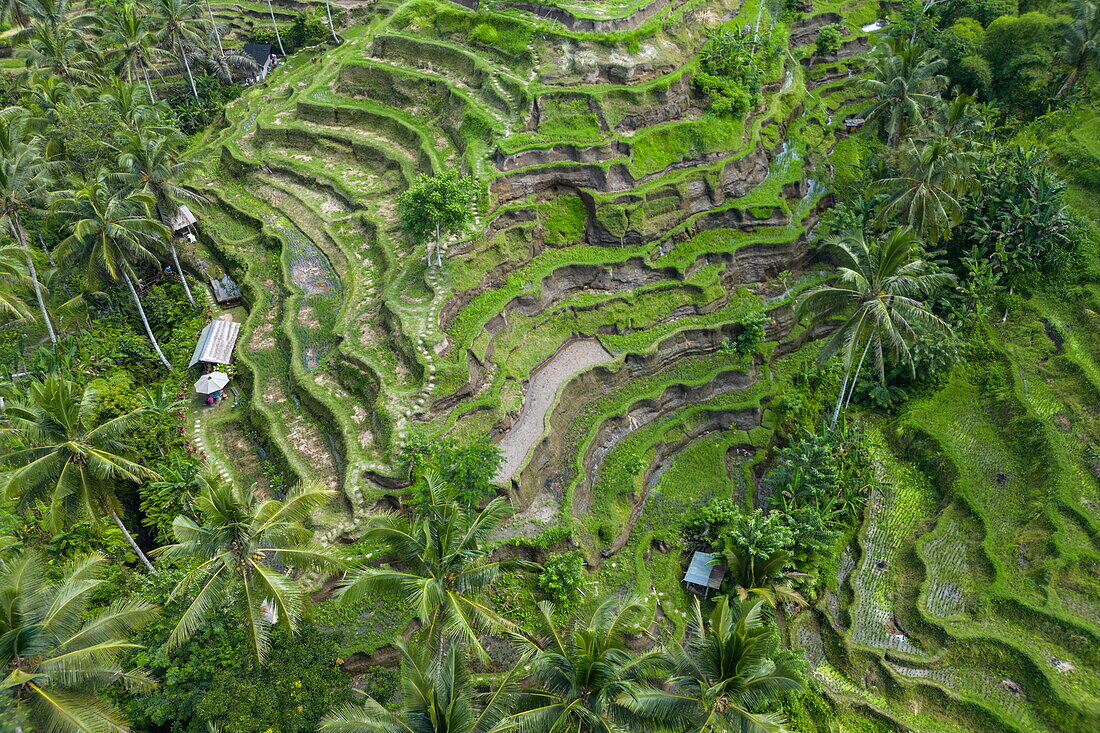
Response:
[169, 242, 197, 308]
[111, 509, 157, 574]
[39, 229, 73, 299]
[1056, 56, 1085, 98]
[205, 0, 225, 58]
[831, 336, 873, 428]
[123, 270, 173, 369]
[138, 57, 156, 101]
[830, 370, 849, 429]
[266, 0, 287, 56]
[12, 215, 56, 345]
[325, 0, 339, 43]
[842, 336, 873, 411]
[180, 45, 199, 100]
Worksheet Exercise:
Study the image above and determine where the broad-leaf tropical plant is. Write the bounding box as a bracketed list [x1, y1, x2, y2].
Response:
[322, 641, 517, 733]
[154, 477, 342, 664]
[0, 374, 160, 573]
[860, 37, 945, 146]
[0, 552, 157, 733]
[626, 596, 806, 733]
[796, 226, 954, 426]
[507, 596, 668, 733]
[337, 472, 532, 661]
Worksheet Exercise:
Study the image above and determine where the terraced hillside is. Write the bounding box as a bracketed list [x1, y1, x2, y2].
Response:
[188, 1, 1100, 731]
[194, 0, 873, 509]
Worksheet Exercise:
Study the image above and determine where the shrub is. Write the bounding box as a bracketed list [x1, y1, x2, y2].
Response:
[732, 311, 768, 355]
[693, 25, 781, 117]
[815, 24, 843, 57]
[537, 551, 586, 608]
[287, 12, 328, 50]
[948, 145, 1079, 282]
[401, 439, 504, 506]
[470, 22, 500, 47]
[248, 25, 277, 46]
[983, 12, 1063, 115]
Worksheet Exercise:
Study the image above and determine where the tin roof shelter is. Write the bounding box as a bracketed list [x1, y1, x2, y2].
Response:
[243, 43, 276, 83]
[683, 551, 726, 596]
[188, 319, 241, 368]
[169, 205, 198, 233]
[210, 274, 242, 305]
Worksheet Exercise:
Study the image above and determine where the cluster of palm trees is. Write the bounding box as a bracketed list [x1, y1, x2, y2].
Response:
[0, 101, 201, 369]
[323, 596, 804, 733]
[0, 368, 340, 727]
[794, 32, 994, 424]
[0, 376, 805, 732]
[324, 480, 805, 733]
[0, 2, 233, 370]
[6, 0, 264, 98]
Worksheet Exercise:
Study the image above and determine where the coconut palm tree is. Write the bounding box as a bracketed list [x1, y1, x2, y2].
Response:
[796, 226, 954, 426]
[111, 129, 203, 307]
[337, 472, 533, 661]
[15, 6, 103, 86]
[507, 596, 668, 733]
[152, 0, 208, 101]
[154, 478, 343, 664]
[0, 552, 157, 732]
[0, 107, 57, 345]
[0, 374, 161, 572]
[627, 597, 805, 733]
[716, 540, 806, 611]
[99, 79, 173, 133]
[196, 40, 257, 85]
[322, 641, 517, 733]
[98, 2, 168, 100]
[874, 138, 976, 242]
[928, 93, 984, 142]
[1058, 0, 1100, 97]
[0, 244, 36, 322]
[0, 0, 33, 25]
[53, 178, 174, 369]
[860, 38, 945, 146]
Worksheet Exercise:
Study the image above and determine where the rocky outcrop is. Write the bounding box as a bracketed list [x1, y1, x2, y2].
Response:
[495, 142, 631, 172]
[789, 13, 844, 47]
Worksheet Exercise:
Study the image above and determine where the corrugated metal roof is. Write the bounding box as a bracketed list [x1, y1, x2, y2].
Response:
[189, 320, 241, 367]
[170, 205, 197, 231]
[683, 551, 725, 589]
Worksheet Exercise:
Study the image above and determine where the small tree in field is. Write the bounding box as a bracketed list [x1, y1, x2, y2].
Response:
[397, 170, 476, 267]
[815, 24, 843, 57]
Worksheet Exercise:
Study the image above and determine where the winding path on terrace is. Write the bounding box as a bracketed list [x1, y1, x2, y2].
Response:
[494, 339, 614, 481]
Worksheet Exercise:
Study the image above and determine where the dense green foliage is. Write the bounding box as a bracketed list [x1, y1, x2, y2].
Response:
[0, 0, 1097, 730]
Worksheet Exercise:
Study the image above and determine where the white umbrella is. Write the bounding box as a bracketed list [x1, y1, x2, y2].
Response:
[194, 371, 230, 394]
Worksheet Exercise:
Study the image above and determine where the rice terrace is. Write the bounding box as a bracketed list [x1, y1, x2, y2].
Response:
[0, 0, 1098, 731]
